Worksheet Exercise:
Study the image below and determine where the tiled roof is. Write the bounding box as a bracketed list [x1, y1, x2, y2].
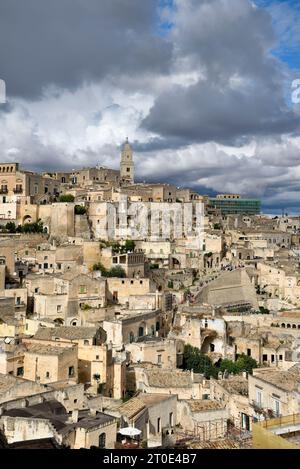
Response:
[253, 366, 300, 392]
[25, 343, 75, 356]
[146, 369, 192, 388]
[34, 326, 99, 341]
[118, 397, 146, 419]
[187, 400, 224, 412]
[217, 376, 249, 396]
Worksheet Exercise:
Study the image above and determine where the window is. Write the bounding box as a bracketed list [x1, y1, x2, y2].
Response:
[157, 355, 162, 365]
[96, 355, 99, 360]
[271, 354, 275, 363]
[247, 348, 251, 357]
[138, 326, 144, 337]
[157, 418, 161, 433]
[84, 340, 89, 346]
[46, 371, 50, 378]
[17, 367, 24, 376]
[279, 355, 283, 361]
[169, 412, 174, 427]
[256, 390, 262, 407]
[210, 343, 215, 352]
[57, 305, 62, 312]
[16, 297, 21, 305]
[74, 399, 77, 404]
[79, 285, 87, 294]
[262, 354, 268, 362]
[99, 433, 106, 448]
[274, 399, 281, 417]
[68, 366, 75, 377]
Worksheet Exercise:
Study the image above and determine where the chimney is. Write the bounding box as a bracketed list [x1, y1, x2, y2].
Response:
[71, 410, 79, 423]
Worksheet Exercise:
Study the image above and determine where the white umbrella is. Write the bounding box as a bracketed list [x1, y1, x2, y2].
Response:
[119, 427, 141, 437]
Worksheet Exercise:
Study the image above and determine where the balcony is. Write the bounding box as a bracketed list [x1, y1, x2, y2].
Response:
[13, 187, 23, 194]
[0, 188, 8, 194]
[251, 400, 264, 414]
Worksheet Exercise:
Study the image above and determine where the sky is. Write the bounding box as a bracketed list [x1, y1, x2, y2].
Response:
[0, 0, 300, 214]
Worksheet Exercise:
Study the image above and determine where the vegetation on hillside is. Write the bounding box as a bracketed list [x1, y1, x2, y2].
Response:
[183, 344, 258, 379]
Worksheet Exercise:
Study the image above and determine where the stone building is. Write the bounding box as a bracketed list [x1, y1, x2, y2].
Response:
[22, 343, 78, 384]
[249, 365, 300, 420]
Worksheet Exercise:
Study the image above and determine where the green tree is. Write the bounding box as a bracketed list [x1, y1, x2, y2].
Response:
[219, 354, 258, 375]
[59, 194, 75, 202]
[183, 344, 217, 379]
[92, 262, 126, 278]
[108, 266, 126, 278]
[219, 359, 239, 374]
[124, 240, 135, 252]
[235, 354, 258, 374]
[74, 205, 86, 215]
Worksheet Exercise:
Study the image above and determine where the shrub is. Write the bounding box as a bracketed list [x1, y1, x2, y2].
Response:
[74, 205, 86, 215]
[93, 262, 126, 278]
[59, 194, 75, 202]
[124, 240, 135, 252]
[5, 222, 16, 233]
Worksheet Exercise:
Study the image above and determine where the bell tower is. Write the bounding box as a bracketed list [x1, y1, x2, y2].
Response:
[120, 138, 134, 184]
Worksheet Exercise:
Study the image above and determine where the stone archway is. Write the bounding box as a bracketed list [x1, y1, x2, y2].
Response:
[54, 318, 64, 326]
[23, 215, 32, 224]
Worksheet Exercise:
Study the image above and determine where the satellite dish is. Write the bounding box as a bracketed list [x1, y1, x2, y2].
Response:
[4, 337, 12, 344]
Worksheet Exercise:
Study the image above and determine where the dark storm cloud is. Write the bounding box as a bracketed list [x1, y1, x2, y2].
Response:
[0, 0, 172, 98]
[142, 0, 300, 144]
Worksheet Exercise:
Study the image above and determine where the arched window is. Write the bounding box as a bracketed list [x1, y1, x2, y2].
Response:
[156, 321, 160, 332]
[138, 326, 144, 337]
[281, 323, 285, 328]
[287, 324, 291, 329]
[151, 325, 155, 336]
[99, 433, 106, 448]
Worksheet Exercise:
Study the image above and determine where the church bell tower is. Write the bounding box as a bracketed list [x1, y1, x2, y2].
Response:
[120, 138, 134, 184]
